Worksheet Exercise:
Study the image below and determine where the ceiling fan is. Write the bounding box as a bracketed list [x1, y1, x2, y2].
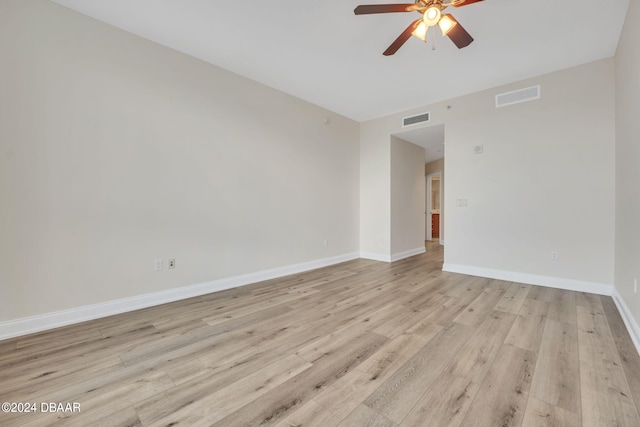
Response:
[354, 0, 483, 55]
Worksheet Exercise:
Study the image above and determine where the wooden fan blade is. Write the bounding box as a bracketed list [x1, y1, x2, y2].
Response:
[383, 19, 421, 56]
[446, 16, 474, 48]
[452, 0, 484, 6]
[354, 4, 416, 14]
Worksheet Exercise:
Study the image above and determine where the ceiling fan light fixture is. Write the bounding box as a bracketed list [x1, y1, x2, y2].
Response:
[353, 0, 481, 55]
[411, 21, 428, 41]
[423, 5, 441, 26]
[438, 14, 457, 35]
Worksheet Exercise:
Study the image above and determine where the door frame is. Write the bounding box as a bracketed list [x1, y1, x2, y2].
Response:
[425, 171, 442, 242]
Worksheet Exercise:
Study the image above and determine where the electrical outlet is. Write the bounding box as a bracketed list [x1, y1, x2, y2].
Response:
[324, 239, 328, 247]
[634, 278, 637, 294]
[154, 259, 163, 271]
[551, 251, 559, 261]
[168, 259, 176, 269]
[456, 199, 468, 207]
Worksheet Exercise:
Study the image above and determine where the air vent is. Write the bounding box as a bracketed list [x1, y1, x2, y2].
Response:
[495, 85, 540, 108]
[402, 112, 430, 127]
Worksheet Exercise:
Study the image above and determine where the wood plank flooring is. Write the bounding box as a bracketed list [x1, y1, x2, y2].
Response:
[1, 242, 640, 426]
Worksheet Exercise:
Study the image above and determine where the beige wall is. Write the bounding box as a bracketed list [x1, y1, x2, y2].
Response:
[425, 158, 444, 176]
[391, 137, 425, 256]
[0, 0, 360, 321]
[615, 0, 640, 329]
[425, 158, 445, 243]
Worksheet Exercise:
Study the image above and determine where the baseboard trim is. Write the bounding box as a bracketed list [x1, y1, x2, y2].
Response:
[360, 252, 391, 262]
[391, 247, 426, 262]
[0, 252, 360, 341]
[442, 263, 613, 296]
[360, 247, 426, 263]
[612, 287, 640, 356]
[439, 239, 444, 246]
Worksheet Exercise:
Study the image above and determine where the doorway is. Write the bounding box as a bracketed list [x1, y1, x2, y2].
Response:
[391, 123, 445, 249]
[426, 172, 442, 243]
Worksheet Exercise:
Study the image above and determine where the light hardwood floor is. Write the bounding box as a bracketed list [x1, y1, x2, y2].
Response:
[1, 242, 640, 426]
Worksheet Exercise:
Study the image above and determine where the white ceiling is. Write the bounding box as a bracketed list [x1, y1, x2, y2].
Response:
[394, 124, 445, 163]
[50, 0, 630, 122]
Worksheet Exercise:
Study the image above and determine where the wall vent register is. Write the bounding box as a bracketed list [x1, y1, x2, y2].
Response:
[402, 112, 430, 127]
[495, 85, 540, 108]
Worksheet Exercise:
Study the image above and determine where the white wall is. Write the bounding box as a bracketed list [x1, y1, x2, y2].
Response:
[361, 103, 455, 260]
[360, 124, 430, 262]
[615, 0, 640, 333]
[359, 121, 392, 260]
[360, 59, 616, 291]
[0, 0, 359, 323]
[444, 59, 615, 289]
[391, 136, 425, 258]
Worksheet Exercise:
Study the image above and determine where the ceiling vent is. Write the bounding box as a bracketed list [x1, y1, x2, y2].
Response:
[402, 112, 430, 127]
[495, 85, 540, 108]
